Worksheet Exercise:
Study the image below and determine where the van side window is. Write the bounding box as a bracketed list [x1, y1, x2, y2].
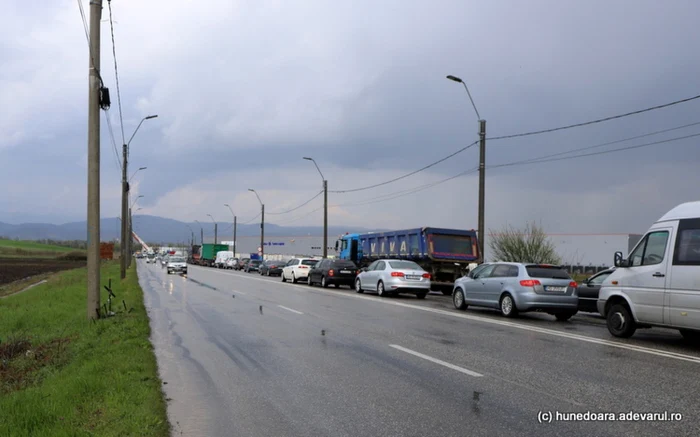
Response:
[630, 231, 669, 266]
[674, 218, 700, 265]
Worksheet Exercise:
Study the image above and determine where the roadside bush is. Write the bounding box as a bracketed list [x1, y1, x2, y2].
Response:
[488, 221, 561, 264]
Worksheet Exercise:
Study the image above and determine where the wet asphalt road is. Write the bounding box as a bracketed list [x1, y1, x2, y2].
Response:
[139, 261, 700, 437]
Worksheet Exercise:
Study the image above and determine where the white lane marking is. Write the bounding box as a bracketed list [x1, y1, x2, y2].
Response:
[190, 266, 700, 365]
[277, 305, 304, 315]
[233, 290, 246, 295]
[390, 344, 484, 377]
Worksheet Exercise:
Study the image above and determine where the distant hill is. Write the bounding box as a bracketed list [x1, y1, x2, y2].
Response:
[0, 215, 384, 244]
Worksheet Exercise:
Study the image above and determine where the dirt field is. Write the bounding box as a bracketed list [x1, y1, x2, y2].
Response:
[0, 258, 86, 287]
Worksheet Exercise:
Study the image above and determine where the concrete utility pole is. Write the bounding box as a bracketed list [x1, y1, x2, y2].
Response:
[248, 189, 265, 258]
[86, 0, 103, 320]
[207, 214, 217, 244]
[303, 157, 328, 257]
[128, 207, 132, 268]
[120, 142, 128, 279]
[447, 74, 485, 262]
[224, 204, 237, 256]
[195, 220, 203, 245]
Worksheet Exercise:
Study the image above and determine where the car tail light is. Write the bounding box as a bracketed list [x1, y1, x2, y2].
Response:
[520, 279, 541, 287]
[422, 273, 431, 279]
[391, 272, 405, 277]
[299, 265, 308, 269]
[329, 269, 334, 277]
[356, 270, 361, 275]
[569, 281, 578, 288]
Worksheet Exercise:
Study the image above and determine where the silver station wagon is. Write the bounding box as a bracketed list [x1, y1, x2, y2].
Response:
[452, 262, 579, 321]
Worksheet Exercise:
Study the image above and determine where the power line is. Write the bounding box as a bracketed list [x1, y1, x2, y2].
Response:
[275, 206, 324, 225]
[488, 94, 700, 141]
[76, 0, 103, 85]
[104, 109, 122, 173]
[106, 0, 126, 145]
[496, 120, 700, 167]
[489, 131, 700, 168]
[242, 212, 262, 225]
[266, 190, 323, 215]
[330, 140, 479, 193]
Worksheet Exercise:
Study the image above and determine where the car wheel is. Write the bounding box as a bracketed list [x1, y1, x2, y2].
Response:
[500, 293, 518, 318]
[441, 289, 452, 296]
[355, 278, 364, 294]
[281, 272, 287, 282]
[266, 270, 270, 276]
[321, 276, 328, 288]
[606, 303, 637, 338]
[334, 284, 340, 288]
[416, 292, 427, 300]
[555, 311, 577, 322]
[453, 288, 467, 310]
[377, 281, 386, 297]
[292, 273, 298, 284]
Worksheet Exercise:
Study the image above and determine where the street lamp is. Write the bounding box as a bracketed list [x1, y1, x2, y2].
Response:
[224, 204, 237, 256]
[248, 189, 265, 259]
[185, 224, 194, 248]
[303, 157, 328, 258]
[447, 74, 486, 263]
[129, 166, 147, 183]
[130, 194, 144, 209]
[121, 114, 158, 279]
[207, 214, 218, 245]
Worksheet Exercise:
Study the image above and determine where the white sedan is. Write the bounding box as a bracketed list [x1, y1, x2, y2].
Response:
[281, 258, 319, 283]
[355, 259, 431, 299]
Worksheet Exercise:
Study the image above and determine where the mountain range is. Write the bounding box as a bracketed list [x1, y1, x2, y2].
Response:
[0, 215, 382, 244]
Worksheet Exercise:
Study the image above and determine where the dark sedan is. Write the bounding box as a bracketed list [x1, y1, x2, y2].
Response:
[245, 259, 263, 273]
[578, 268, 615, 312]
[308, 259, 359, 288]
[235, 258, 250, 271]
[259, 260, 284, 276]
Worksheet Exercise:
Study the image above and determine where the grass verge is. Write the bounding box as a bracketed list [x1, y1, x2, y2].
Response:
[0, 240, 81, 259]
[0, 273, 52, 298]
[0, 261, 169, 437]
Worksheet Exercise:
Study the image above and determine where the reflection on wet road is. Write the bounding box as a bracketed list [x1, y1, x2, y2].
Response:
[139, 262, 700, 437]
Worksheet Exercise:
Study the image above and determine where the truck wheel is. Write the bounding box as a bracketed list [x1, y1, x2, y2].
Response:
[355, 279, 364, 294]
[377, 281, 386, 297]
[607, 303, 637, 338]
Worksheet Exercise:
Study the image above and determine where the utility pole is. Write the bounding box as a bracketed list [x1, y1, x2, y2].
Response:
[233, 216, 237, 256]
[86, 0, 102, 320]
[201, 228, 204, 245]
[323, 179, 328, 258]
[214, 223, 218, 245]
[128, 207, 133, 268]
[120, 141, 128, 279]
[260, 204, 265, 259]
[478, 120, 486, 262]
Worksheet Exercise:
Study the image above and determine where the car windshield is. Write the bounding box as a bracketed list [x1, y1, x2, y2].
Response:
[170, 257, 185, 262]
[525, 265, 571, 280]
[250, 260, 261, 265]
[302, 260, 318, 266]
[388, 261, 421, 270]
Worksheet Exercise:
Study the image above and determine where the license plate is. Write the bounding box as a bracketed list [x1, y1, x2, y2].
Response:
[406, 275, 421, 280]
[546, 286, 566, 292]
[340, 270, 352, 274]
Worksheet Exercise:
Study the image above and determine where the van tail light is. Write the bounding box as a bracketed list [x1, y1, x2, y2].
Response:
[422, 273, 431, 279]
[519, 279, 541, 287]
[391, 272, 405, 277]
[328, 269, 334, 277]
[569, 281, 578, 288]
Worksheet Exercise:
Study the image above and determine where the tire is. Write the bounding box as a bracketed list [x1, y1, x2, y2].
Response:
[555, 311, 577, 322]
[416, 292, 427, 300]
[282, 272, 287, 282]
[321, 276, 328, 288]
[266, 270, 270, 276]
[355, 278, 364, 293]
[453, 288, 467, 310]
[500, 294, 518, 318]
[292, 273, 298, 284]
[377, 281, 386, 297]
[334, 284, 340, 288]
[441, 290, 452, 296]
[606, 303, 637, 338]
[308, 275, 314, 286]
[680, 329, 700, 343]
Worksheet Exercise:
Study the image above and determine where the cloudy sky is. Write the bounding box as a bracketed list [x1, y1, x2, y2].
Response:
[1, 0, 699, 236]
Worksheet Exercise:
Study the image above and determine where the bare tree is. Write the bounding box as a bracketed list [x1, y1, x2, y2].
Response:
[488, 221, 561, 264]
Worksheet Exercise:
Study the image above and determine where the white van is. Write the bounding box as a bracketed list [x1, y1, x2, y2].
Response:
[598, 201, 700, 341]
[214, 251, 233, 269]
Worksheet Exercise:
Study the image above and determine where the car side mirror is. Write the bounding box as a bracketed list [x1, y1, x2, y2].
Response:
[613, 251, 627, 267]
[360, 267, 367, 272]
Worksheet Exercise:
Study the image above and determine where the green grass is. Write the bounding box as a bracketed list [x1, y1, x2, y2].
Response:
[0, 262, 170, 436]
[0, 240, 84, 259]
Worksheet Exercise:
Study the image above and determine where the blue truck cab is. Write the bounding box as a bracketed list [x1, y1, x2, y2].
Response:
[334, 227, 480, 295]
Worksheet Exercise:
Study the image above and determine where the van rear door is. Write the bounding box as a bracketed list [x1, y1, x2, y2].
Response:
[668, 218, 700, 329]
[619, 229, 671, 324]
